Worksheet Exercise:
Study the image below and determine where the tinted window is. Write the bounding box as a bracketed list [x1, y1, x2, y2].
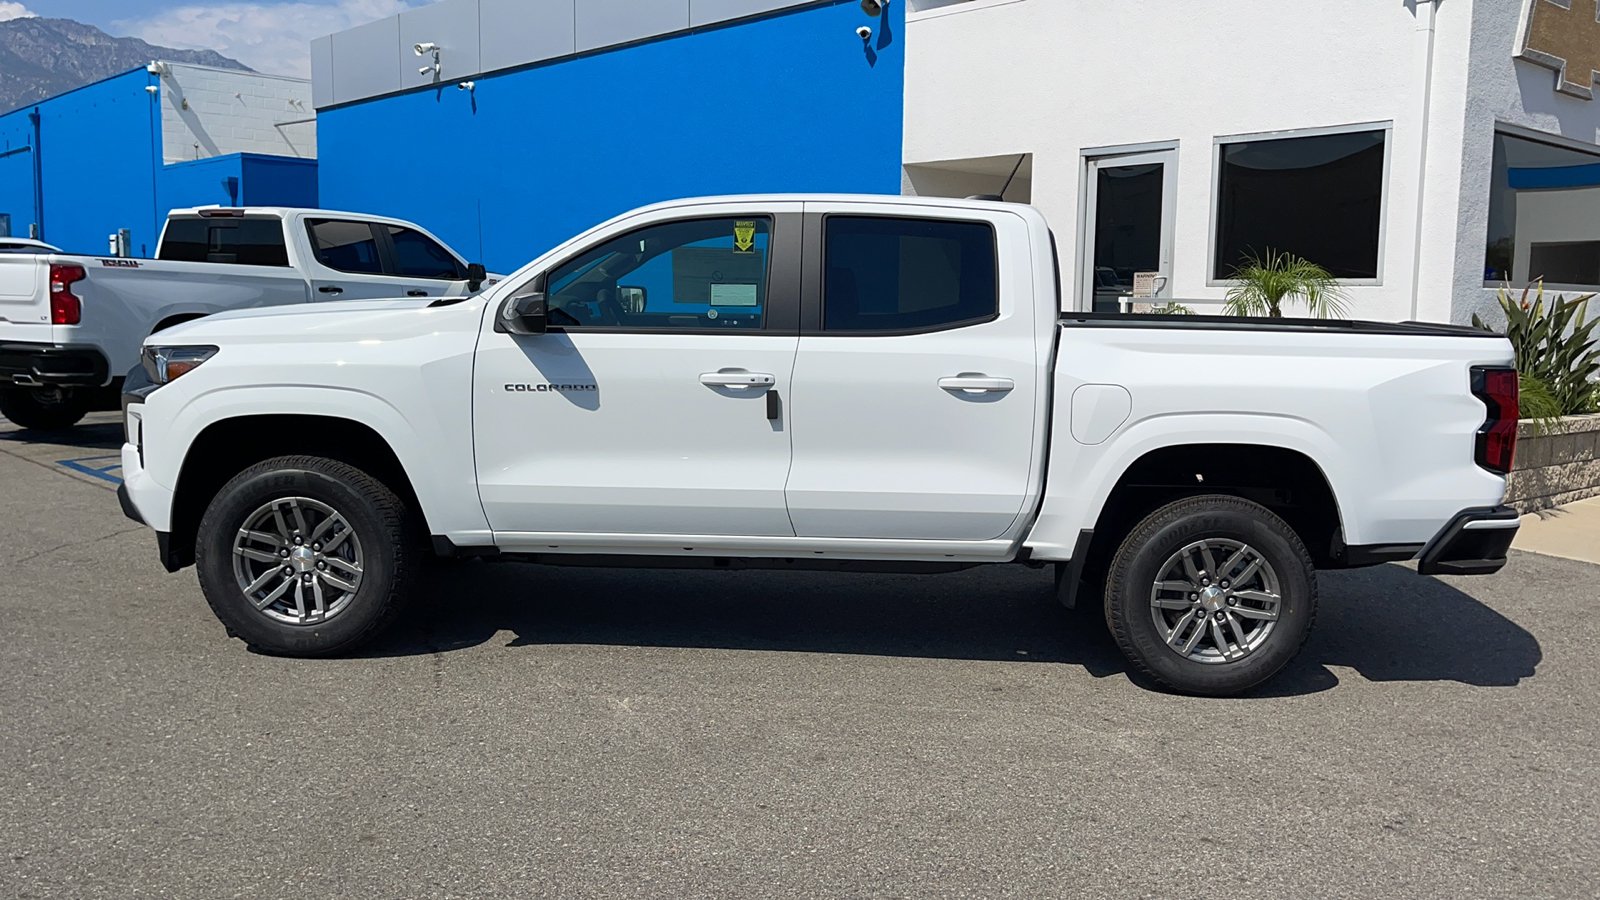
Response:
[308, 220, 382, 274]
[387, 225, 464, 279]
[159, 218, 289, 266]
[823, 216, 997, 332]
[545, 217, 770, 330]
[1485, 132, 1600, 288]
[1213, 129, 1386, 280]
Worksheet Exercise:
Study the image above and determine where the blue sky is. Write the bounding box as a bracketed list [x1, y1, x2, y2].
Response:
[16, 1, 422, 77]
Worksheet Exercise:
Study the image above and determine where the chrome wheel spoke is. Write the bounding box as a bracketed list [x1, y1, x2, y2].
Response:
[1199, 545, 1218, 580]
[1216, 546, 1248, 580]
[309, 513, 343, 543]
[288, 499, 310, 537]
[1181, 552, 1205, 584]
[320, 527, 352, 555]
[1153, 596, 1194, 610]
[1226, 612, 1251, 651]
[1231, 590, 1280, 620]
[1210, 618, 1237, 660]
[243, 566, 283, 596]
[239, 529, 283, 549]
[311, 578, 326, 618]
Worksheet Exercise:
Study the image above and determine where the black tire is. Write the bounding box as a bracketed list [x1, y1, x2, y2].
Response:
[0, 387, 89, 431]
[1104, 494, 1317, 696]
[195, 455, 419, 657]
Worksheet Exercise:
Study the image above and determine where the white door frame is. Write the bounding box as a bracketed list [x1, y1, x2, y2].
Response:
[1076, 147, 1179, 312]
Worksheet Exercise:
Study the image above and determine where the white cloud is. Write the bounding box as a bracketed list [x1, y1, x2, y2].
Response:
[0, 3, 36, 21]
[115, 1, 420, 78]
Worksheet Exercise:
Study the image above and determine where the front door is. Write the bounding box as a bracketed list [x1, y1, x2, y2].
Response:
[1081, 149, 1177, 312]
[784, 205, 1044, 542]
[473, 206, 801, 539]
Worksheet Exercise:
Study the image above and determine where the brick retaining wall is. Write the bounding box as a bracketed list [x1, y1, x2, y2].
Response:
[1506, 413, 1600, 513]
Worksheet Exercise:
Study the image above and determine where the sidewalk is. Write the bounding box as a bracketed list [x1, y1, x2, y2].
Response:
[1513, 495, 1600, 566]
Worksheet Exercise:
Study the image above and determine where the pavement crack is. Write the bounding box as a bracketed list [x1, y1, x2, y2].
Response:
[7, 525, 146, 568]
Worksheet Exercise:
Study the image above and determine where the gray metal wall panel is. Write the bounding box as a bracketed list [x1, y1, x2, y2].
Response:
[331, 17, 402, 105]
[576, 0, 689, 53]
[398, 0, 482, 90]
[479, 0, 576, 74]
[310, 35, 334, 109]
[689, 0, 804, 28]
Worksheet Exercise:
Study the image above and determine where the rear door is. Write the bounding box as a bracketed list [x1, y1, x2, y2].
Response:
[785, 203, 1045, 542]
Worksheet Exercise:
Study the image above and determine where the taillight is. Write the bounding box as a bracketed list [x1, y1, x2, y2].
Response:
[1471, 366, 1518, 475]
[49, 263, 85, 325]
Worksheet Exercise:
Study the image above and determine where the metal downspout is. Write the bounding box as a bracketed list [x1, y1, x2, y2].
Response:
[1408, 0, 1440, 321]
[28, 108, 42, 241]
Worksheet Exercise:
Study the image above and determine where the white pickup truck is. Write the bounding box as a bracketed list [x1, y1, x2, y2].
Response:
[116, 195, 1522, 695]
[0, 207, 489, 430]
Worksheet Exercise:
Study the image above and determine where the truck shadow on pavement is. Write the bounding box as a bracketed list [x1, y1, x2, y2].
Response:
[0, 420, 123, 451]
[370, 560, 1541, 696]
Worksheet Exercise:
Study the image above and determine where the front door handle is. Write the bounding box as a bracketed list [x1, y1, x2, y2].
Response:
[318, 285, 343, 295]
[406, 289, 428, 297]
[701, 371, 776, 390]
[938, 375, 1015, 394]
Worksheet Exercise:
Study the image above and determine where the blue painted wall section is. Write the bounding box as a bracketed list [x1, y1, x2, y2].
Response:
[0, 69, 319, 256]
[317, 0, 904, 272]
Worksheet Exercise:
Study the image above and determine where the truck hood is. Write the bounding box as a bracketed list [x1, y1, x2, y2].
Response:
[151, 297, 481, 344]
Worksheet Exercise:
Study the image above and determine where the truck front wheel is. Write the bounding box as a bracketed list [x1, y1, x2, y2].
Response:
[0, 387, 89, 431]
[1103, 495, 1317, 696]
[194, 455, 419, 657]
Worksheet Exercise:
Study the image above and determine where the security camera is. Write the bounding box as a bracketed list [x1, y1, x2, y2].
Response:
[413, 42, 439, 56]
[856, 25, 872, 40]
[860, 0, 889, 16]
[144, 85, 159, 94]
[458, 81, 475, 91]
[145, 61, 165, 76]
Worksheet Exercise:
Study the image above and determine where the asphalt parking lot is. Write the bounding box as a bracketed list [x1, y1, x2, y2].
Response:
[2, 414, 1598, 899]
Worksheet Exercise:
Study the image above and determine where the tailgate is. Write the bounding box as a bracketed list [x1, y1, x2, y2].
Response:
[0, 254, 49, 344]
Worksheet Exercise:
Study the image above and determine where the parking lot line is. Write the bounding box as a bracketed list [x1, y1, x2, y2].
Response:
[56, 455, 124, 484]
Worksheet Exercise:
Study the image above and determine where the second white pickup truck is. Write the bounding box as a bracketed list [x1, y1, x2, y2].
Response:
[0, 207, 489, 430]
[117, 195, 1521, 695]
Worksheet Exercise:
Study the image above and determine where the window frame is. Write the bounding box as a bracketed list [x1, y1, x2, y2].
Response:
[805, 212, 1002, 336]
[1483, 123, 1600, 291]
[526, 212, 800, 336]
[1206, 120, 1393, 288]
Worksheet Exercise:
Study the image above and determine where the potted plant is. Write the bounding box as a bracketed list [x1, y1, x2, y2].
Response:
[1222, 249, 1348, 319]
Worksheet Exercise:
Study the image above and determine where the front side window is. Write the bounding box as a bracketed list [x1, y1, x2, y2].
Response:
[545, 217, 770, 330]
[387, 225, 465, 279]
[1213, 129, 1387, 280]
[1485, 132, 1600, 288]
[823, 216, 997, 332]
[160, 218, 289, 266]
[307, 219, 382, 274]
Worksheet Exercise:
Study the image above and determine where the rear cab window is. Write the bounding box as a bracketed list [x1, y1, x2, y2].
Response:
[159, 217, 289, 266]
[822, 216, 998, 333]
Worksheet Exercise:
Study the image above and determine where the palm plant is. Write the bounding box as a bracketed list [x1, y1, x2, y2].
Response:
[1472, 282, 1600, 418]
[1222, 249, 1348, 319]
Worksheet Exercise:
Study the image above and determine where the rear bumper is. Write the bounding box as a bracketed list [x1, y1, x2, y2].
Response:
[0, 341, 110, 388]
[1416, 505, 1521, 576]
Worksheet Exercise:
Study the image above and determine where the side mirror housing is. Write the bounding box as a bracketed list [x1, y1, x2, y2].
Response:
[496, 291, 548, 335]
[466, 263, 487, 292]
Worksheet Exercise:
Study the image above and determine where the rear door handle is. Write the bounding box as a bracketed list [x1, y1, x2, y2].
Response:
[318, 286, 343, 295]
[700, 371, 776, 390]
[406, 289, 428, 297]
[939, 375, 1015, 394]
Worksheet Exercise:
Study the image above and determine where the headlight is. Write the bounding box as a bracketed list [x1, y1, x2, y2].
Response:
[142, 345, 218, 384]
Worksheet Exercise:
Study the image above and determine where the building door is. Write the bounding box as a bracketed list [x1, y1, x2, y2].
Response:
[1081, 149, 1177, 312]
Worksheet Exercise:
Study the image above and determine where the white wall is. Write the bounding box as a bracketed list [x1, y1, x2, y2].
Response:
[158, 64, 316, 164]
[901, 0, 1519, 323]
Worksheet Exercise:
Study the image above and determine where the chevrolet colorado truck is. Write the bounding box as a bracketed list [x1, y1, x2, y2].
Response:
[0, 206, 490, 431]
[116, 195, 1521, 695]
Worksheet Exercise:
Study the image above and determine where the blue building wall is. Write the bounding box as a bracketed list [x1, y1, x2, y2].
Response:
[317, 0, 904, 272]
[0, 69, 319, 256]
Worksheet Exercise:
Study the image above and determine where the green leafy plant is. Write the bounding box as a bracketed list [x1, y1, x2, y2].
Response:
[1222, 249, 1349, 319]
[1472, 282, 1600, 418]
[1148, 302, 1195, 315]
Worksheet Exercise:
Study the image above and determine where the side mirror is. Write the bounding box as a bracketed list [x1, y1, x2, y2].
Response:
[466, 263, 487, 292]
[496, 291, 548, 335]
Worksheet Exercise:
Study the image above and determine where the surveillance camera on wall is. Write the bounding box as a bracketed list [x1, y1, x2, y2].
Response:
[856, 25, 872, 40]
[860, 0, 889, 16]
[458, 81, 475, 91]
[414, 42, 439, 56]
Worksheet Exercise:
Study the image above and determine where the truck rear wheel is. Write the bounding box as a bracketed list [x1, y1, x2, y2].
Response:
[194, 455, 419, 657]
[0, 387, 89, 431]
[1103, 495, 1317, 696]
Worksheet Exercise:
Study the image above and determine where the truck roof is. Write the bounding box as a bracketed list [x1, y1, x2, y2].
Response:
[620, 193, 1037, 216]
[164, 206, 429, 225]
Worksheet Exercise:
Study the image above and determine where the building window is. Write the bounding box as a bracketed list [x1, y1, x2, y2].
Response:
[1213, 128, 1387, 281]
[1485, 131, 1600, 289]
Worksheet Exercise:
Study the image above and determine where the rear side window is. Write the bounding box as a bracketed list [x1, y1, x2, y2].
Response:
[823, 216, 997, 332]
[386, 225, 465, 279]
[307, 219, 383, 274]
[159, 218, 289, 266]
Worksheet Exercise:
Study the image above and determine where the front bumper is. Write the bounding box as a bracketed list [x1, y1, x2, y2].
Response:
[0, 341, 110, 388]
[1416, 505, 1520, 576]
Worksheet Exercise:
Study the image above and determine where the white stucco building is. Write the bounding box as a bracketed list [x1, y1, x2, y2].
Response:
[902, 0, 1600, 323]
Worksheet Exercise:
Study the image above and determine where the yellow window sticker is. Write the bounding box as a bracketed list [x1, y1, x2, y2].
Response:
[733, 220, 757, 254]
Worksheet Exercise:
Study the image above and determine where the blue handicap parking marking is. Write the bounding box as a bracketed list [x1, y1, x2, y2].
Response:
[58, 455, 124, 485]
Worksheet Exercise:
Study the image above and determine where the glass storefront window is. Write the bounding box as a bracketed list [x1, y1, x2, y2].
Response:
[1485, 132, 1600, 288]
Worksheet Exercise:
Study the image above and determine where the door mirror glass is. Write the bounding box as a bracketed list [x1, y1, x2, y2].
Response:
[496, 291, 548, 335]
[617, 285, 647, 312]
[467, 262, 487, 292]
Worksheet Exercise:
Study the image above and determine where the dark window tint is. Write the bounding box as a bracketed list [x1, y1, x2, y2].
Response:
[387, 225, 464, 279]
[308, 219, 382, 274]
[545, 217, 770, 330]
[823, 216, 997, 332]
[1213, 130, 1386, 280]
[159, 218, 289, 266]
[1485, 131, 1600, 288]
